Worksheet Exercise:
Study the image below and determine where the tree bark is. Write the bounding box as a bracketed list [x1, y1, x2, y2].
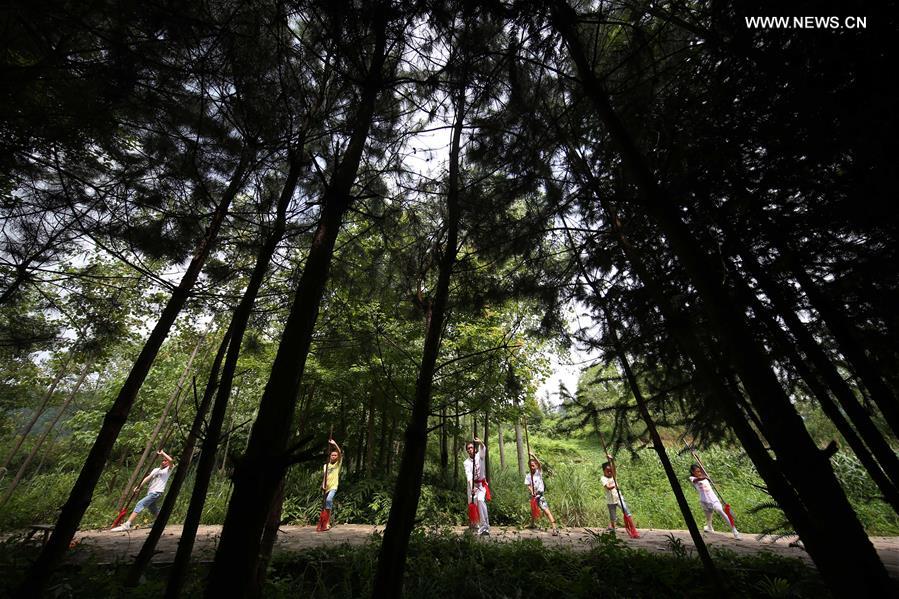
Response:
[205, 17, 389, 595]
[378, 397, 388, 473]
[371, 66, 464, 599]
[550, 3, 892, 593]
[220, 408, 235, 474]
[18, 154, 250, 597]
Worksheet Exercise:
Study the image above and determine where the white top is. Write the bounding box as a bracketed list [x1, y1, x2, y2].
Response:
[524, 470, 545, 494]
[463, 445, 486, 487]
[147, 466, 172, 494]
[690, 476, 718, 504]
[600, 475, 620, 505]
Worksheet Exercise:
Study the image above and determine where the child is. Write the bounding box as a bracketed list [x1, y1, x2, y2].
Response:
[320, 438, 342, 531]
[525, 454, 558, 535]
[600, 458, 626, 531]
[689, 464, 741, 540]
[111, 449, 174, 531]
[464, 436, 490, 536]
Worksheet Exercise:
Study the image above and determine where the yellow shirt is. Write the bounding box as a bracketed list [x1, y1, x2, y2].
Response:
[325, 461, 341, 491]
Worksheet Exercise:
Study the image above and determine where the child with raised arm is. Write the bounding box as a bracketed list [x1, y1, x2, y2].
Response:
[111, 449, 174, 531]
[525, 453, 558, 535]
[320, 438, 342, 531]
[464, 436, 490, 536]
[690, 464, 741, 539]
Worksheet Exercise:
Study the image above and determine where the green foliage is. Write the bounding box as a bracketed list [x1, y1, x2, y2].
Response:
[0, 530, 826, 597]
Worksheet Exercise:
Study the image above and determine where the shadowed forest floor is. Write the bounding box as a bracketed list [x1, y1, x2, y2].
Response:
[49, 524, 899, 578]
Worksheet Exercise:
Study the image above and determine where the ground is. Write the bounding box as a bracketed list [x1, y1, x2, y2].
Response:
[57, 524, 899, 577]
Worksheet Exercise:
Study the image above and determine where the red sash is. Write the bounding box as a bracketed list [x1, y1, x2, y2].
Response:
[476, 478, 491, 501]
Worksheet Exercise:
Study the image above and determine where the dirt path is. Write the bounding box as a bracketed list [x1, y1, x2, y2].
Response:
[64, 524, 899, 577]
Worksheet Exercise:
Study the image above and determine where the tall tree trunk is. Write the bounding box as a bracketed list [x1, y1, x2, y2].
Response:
[124, 326, 232, 587]
[1, 353, 72, 475]
[386, 414, 396, 475]
[603, 175, 877, 593]
[550, 3, 892, 593]
[378, 399, 388, 473]
[18, 155, 250, 597]
[0, 364, 91, 510]
[743, 250, 899, 487]
[562, 218, 722, 583]
[355, 404, 367, 475]
[31, 426, 62, 480]
[365, 395, 377, 477]
[166, 149, 304, 599]
[220, 408, 235, 474]
[730, 256, 899, 511]
[514, 417, 526, 476]
[593, 193, 816, 550]
[781, 244, 899, 436]
[252, 478, 286, 599]
[206, 18, 389, 595]
[453, 398, 459, 489]
[439, 405, 448, 480]
[608, 307, 722, 585]
[496, 421, 505, 469]
[482, 411, 490, 481]
[116, 333, 206, 513]
[371, 70, 464, 599]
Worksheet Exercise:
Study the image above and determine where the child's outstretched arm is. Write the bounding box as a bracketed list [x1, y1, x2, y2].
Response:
[473, 436, 486, 459]
[329, 438, 343, 461]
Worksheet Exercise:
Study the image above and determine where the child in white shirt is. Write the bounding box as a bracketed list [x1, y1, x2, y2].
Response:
[464, 437, 490, 535]
[600, 460, 627, 530]
[111, 449, 174, 531]
[689, 464, 740, 539]
[524, 454, 558, 535]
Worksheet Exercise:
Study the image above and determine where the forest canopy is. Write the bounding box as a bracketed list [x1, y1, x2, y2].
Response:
[1, 1, 896, 597]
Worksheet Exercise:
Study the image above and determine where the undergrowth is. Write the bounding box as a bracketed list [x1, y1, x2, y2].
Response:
[0, 529, 827, 598]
